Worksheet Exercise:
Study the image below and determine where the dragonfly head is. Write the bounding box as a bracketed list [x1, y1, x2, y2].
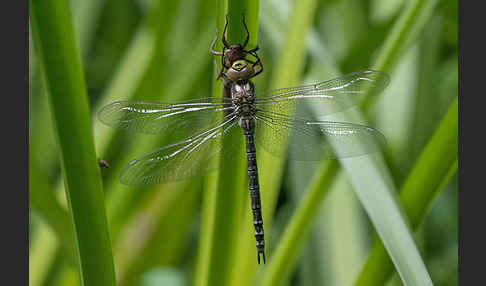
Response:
[224, 44, 246, 66]
[226, 60, 255, 81]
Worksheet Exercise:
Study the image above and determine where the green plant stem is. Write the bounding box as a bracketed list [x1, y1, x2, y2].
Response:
[29, 163, 74, 257]
[71, 0, 105, 58]
[29, 224, 61, 286]
[355, 96, 458, 286]
[29, 3, 108, 284]
[230, 0, 318, 284]
[373, 0, 440, 73]
[261, 162, 338, 286]
[30, 21, 154, 286]
[29, 0, 116, 285]
[116, 181, 201, 286]
[259, 0, 442, 283]
[105, 24, 213, 240]
[33, 8, 214, 286]
[363, 0, 440, 110]
[195, 2, 260, 286]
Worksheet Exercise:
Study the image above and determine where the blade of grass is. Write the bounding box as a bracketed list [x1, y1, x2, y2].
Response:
[371, 0, 440, 84]
[29, 0, 110, 197]
[47, 16, 155, 223]
[105, 23, 215, 239]
[261, 162, 338, 286]
[260, 0, 441, 283]
[100, 19, 210, 276]
[194, 1, 260, 286]
[29, 151, 68, 286]
[331, 133, 433, 286]
[44, 0, 174, 237]
[29, 0, 116, 285]
[31, 19, 159, 285]
[319, 0, 367, 62]
[29, 0, 104, 178]
[29, 162, 73, 257]
[29, 35, 60, 174]
[377, 46, 419, 184]
[30, 1, 192, 285]
[71, 0, 105, 58]
[231, 0, 319, 285]
[29, 3, 113, 283]
[355, 96, 458, 286]
[363, 0, 440, 111]
[323, 173, 369, 286]
[409, 15, 444, 159]
[92, 24, 155, 155]
[29, 39, 74, 258]
[52, 265, 80, 286]
[257, 1, 342, 283]
[29, 223, 60, 286]
[84, 0, 142, 89]
[29, 0, 105, 181]
[46, 12, 214, 284]
[41, 5, 214, 284]
[194, 1, 230, 284]
[92, 0, 188, 239]
[115, 180, 201, 286]
[29, 22, 155, 286]
[303, 51, 430, 286]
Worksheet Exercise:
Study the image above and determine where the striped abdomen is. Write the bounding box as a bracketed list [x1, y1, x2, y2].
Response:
[243, 128, 265, 264]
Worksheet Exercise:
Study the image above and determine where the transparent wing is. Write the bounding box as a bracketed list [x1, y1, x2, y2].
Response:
[98, 98, 234, 140]
[255, 70, 389, 119]
[120, 114, 240, 185]
[255, 110, 386, 161]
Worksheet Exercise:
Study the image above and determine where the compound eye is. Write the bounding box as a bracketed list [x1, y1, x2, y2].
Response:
[232, 60, 247, 70]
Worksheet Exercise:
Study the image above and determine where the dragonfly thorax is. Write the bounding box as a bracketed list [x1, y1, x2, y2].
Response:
[232, 80, 257, 117]
[231, 80, 255, 101]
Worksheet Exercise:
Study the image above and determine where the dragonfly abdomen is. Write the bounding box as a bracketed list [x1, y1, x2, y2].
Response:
[243, 128, 266, 264]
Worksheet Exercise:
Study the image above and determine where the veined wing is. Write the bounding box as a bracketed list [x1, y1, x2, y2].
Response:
[98, 98, 234, 140]
[120, 114, 240, 185]
[254, 70, 389, 119]
[255, 109, 386, 161]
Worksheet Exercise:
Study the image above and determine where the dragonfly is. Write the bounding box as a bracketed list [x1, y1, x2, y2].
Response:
[98, 24, 389, 263]
[98, 68, 389, 263]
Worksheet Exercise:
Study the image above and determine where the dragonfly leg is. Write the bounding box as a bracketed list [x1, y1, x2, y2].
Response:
[248, 45, 259, 53]
[252, 62, 263, 78]
[222, 15, 230, 48]
[217, 48, 231, 80]
[219, 69, 230, 81]
[216, 64, 225, 80]
[209, 30, 223, 56]
[247, 50, 263, 78]
[242, 13, 249, 48]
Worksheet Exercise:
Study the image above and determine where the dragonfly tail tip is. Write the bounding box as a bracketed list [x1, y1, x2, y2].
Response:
[257, 251, 266, 264]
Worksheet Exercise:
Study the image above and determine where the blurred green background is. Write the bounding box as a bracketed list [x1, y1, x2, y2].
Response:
[29, 0, 457, 285]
